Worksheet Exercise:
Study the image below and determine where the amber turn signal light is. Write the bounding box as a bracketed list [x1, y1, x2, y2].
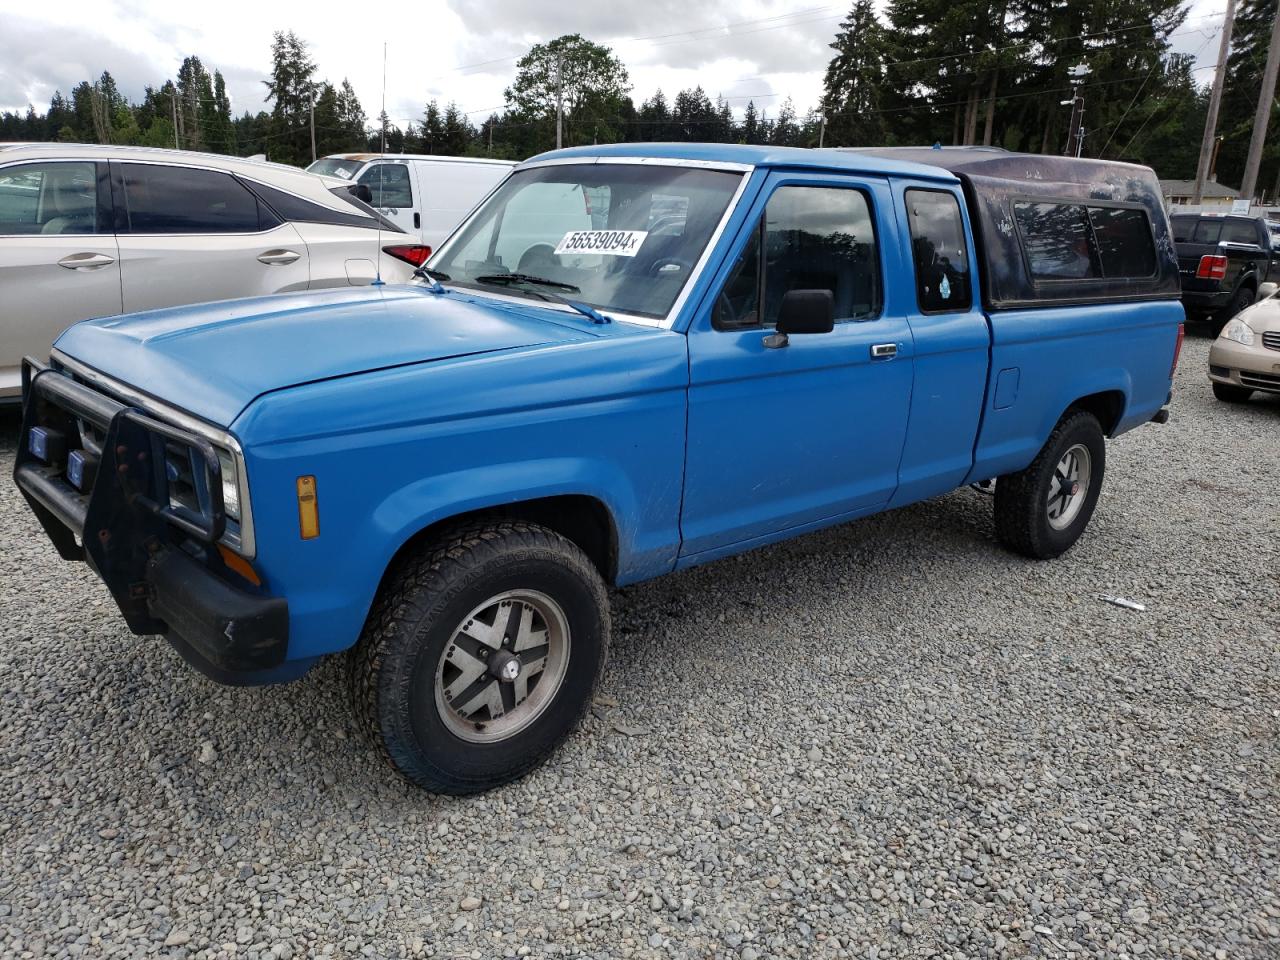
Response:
[297, 475, 320, 540]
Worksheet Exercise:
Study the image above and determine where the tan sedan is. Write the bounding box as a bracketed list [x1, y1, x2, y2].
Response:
[1209, 289, 1280, 402]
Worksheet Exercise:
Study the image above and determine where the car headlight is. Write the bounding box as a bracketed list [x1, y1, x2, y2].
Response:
[216, 447, 240, 521]
[1221, 317, 1255, 346]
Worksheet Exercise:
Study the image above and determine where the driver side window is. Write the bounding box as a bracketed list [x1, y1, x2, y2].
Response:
[713, 184, 881, 330]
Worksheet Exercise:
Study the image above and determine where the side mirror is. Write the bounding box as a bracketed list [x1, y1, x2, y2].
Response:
[764, 290, 835, 348]
[778, 289, 835, 334]
[348, 183, 373, 204]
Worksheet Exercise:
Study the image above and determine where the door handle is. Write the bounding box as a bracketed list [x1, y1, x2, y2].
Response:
[58, 253, 115, 270]
[871, 343, 898, 359]
[257, 249, 301, 266]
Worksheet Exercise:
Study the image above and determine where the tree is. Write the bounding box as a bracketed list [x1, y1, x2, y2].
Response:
[263, 30, 317, 165]
[822, 0, 890, 146]
[771, 97, 801, 146]
[421, 100, 445, 153]
[506, 34, 631, 150]
[335, 79, 367, 148]
[1217, 0, 1280, 192]
[672, 86, 716, 140]
[741, 100, 762, 144]
[441, 102, 474, 155]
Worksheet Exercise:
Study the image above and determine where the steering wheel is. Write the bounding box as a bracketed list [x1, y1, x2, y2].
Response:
[648, 257, 694, 278]
[517, 243, 559, 273]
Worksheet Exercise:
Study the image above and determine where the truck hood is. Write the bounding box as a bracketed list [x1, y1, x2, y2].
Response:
[54, 285, 595, 426]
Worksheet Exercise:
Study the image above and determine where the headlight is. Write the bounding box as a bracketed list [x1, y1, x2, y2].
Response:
[1221, 317, 1255, 346]
[216, 448, 240, 521]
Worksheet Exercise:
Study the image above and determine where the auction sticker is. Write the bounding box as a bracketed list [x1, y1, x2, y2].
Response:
[554, 230, 648, 257]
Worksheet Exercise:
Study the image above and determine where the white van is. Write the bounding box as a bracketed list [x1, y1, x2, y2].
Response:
[307, 154, 515, 251]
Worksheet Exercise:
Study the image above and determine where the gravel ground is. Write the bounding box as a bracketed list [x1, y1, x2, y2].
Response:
[1, 331, 1278, 960]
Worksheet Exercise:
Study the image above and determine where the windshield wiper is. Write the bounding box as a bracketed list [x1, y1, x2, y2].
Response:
[476, 273, 579, 293]
[474, 274, 611, 325]
[414, 266, 451, 281]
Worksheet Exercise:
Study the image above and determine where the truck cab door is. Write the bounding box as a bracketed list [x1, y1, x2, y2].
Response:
[357, 160, 419, 238]
[679, 172, 913, 560]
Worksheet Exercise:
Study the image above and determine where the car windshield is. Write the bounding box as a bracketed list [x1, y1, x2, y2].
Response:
[307, 158, 365, 181]
[429, 163, 744, 320]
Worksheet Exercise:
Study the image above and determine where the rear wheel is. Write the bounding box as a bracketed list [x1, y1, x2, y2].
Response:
[994, 411, 1106, 560]
[1214, 286, 1255, 331]
[1212, 382, 1253, 403]
[349, 521, 609, 794]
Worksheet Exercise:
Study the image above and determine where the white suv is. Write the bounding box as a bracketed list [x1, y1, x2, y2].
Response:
[0, 144, 422, 400]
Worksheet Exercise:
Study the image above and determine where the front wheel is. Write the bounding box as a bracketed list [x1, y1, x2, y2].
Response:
[349, 521, 610, 794]
[994, 411, 1106, 560]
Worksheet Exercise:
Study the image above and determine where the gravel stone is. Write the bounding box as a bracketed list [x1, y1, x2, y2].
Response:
[1, 335, 1278, 959]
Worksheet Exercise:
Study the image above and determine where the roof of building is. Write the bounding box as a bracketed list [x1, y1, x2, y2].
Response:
[1159, 178, 1239, 198]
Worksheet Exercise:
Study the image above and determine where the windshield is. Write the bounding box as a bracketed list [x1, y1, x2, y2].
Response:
[430, 163, 744, 320]
[307, 158, 365, 181]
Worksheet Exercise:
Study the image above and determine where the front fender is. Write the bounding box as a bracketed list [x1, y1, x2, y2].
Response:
[370, 456, 670, 585]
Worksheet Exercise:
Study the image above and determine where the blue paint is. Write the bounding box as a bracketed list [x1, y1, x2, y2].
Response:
[41, 145, 1182, 675]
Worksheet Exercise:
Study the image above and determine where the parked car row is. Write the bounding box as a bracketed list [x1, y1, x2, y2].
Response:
[0, 145, 511, 401]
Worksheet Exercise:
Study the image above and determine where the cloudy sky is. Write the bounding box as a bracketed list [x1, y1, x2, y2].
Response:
[0, 0, 1231, 128]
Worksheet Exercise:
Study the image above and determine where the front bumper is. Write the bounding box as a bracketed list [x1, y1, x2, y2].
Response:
[1208, 338, 1280, 393]
[13, 358, 292, 684]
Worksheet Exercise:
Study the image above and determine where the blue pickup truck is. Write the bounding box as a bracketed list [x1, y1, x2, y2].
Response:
[14, 144, 1183, 793]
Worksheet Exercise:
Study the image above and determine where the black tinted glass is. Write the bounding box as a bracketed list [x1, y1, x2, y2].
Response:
[762, 186, 879, 324]
[1170, 216, 1195, 242]
[1014, 201, 1100, 280]
[1190, 219, 1223, 243]
[906, 189, 971, 312]
[359, 163, 413, 207]
[122, 164, 265, 233]
[1222, 219, 1258, 244]
[1088, 206, 1156, 278]
[246, 179, 374, 229]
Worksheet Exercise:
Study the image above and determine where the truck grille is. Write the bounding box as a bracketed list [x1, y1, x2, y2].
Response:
[1262, 331, 1280, 352]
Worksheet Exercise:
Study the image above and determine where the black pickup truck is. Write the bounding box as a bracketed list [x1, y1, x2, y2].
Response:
[1171, 212, 1280, 329]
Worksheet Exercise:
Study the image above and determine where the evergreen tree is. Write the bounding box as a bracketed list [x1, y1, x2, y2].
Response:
[771, 97, 801, 146]
[441, 102, 474, 155]
[263, 30, 317, 165]
[673, 86, 716, 140]
[821, 0, 890, 146]
[421, 100, 445, 153]
[506, 34, 631, 150]
[741, 100, 761, 144]
[335, 79, 367, 149]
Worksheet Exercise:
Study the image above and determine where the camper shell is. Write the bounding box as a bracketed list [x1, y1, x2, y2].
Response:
[846, 147, 1181, 310]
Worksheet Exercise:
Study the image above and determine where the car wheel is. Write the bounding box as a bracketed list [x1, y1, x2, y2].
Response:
[350, 520, 609, 794]
[1212, 382, 1253, 403]
[994, 410, 1106, 560]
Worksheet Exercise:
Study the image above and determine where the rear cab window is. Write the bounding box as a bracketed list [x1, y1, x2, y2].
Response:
[1014, 200, 1157, 283]
[905, 189, 971, 312]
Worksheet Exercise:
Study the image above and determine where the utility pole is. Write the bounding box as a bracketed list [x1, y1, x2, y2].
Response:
[1062, 64, 1089, 157]
[488, 122, 493, 155]
[309, 90, 317, 164]
[818, 115, 826, 148]
[1240, 0, 1280, 203]
[1193, 0, 1237, 205]
[555, 53, 564, 150]
[171, 90, 179, 150]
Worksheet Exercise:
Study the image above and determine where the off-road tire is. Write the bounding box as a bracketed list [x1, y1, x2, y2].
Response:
[994, 410, 1106, 560]
[349, 520, 609, 794]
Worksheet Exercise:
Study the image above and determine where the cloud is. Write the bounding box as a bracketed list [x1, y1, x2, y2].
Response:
[0, 16, 171, 111]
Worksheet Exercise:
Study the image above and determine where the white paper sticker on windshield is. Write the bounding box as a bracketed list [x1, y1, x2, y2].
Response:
[554, 230, 648, 257]
[333, 167, 353, 179]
